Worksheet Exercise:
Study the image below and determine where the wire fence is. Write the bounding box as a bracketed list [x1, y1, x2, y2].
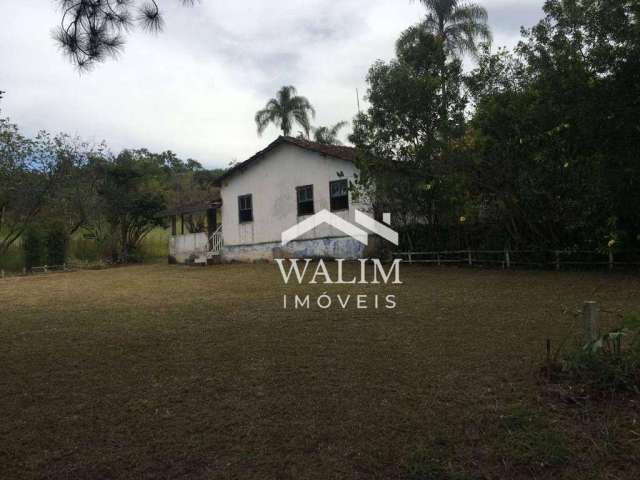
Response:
[394, 249, 640, 271]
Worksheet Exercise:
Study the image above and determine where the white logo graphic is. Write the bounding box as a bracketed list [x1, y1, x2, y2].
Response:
[281, 209, 399, 246]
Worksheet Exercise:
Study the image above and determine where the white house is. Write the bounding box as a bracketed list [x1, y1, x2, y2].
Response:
[168, 136, 376, 263]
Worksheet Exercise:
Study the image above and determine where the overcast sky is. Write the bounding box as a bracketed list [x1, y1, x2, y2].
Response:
[0, 0, 544, 168]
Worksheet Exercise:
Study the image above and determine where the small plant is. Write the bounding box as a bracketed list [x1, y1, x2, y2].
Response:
[561, 312, 640, 393]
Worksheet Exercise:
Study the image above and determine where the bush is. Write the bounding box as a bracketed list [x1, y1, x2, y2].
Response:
[561, 312, 640, 393]
[46, 223, 69, 266]
[23, 227, 45, 271]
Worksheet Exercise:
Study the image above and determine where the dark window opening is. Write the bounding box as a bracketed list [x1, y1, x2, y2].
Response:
[330, 179, 349, 211]
[296, 185, 314, 216]
[238, 194, 253, 223]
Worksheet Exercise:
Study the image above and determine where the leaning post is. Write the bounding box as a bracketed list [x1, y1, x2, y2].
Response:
[582, 301, 600, 343]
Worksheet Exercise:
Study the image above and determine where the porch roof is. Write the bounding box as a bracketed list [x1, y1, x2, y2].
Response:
[162, 199, 222, 217]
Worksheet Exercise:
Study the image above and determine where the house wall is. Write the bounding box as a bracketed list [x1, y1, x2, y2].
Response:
[219, 143, 369, 260]
[169, 232, 209, 263]
[223, 236, 366, 262]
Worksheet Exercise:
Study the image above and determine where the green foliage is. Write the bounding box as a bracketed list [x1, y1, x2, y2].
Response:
[465, 0, 640, 250]
[406, 444, 474, 480]
[311, 121, 347, 145]
[22, 227, 44, 271]
[94, 149, 168, 262]
[351, 27, 469, 250]
[562, 313, 640, 393]
[498, 406, 570, 468]
[416, 0, 491, 58]
[354, 0, 640, 252]
[255, 86, 316, 137]
[45, 223, 69, 266]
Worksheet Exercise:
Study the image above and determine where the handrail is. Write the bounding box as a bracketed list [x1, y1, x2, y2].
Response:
[209, 225, 224, 255]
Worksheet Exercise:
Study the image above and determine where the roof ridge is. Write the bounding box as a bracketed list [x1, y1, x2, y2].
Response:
[216, 136, 356, 185]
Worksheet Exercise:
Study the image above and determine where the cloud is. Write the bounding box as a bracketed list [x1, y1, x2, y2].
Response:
[0, 0, 546, 168]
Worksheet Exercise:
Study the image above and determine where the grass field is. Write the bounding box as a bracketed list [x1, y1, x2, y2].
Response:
[1, 263, 639, 479]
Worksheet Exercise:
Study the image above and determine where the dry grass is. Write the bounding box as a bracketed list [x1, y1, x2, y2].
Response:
[1, 263, 639, 479]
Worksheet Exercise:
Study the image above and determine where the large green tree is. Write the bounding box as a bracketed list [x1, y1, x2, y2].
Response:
[351, 28, 468, 250]
[467, 0, 640, 250]
[92, 150, 168, 262]
[255, 86, 316, 137]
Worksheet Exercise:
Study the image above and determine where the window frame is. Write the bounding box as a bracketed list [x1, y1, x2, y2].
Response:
[296, 184, 315, 217]
[238, 194, 253, 223]
[329, 179, 349, 212]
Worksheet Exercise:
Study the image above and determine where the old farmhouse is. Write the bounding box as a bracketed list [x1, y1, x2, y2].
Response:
[167, 136, 378, 264]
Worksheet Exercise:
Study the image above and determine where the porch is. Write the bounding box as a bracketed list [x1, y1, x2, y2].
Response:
[164, 200, 223, 265]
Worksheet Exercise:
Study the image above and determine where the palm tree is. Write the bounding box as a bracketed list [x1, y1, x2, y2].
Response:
[312, 121, 347, 145]
[255, 86, 316, 137]
[415, 0, 491, 58]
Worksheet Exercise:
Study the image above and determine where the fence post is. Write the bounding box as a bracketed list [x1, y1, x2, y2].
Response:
[608, 250, 614, 271]
[467, 249, 473, 266]
[408, 253, 413, 264]
[1, 269, 4, 279]
[505, 249, 511, 269]
[437, 253, 441, 266]
[555, 251, 560, 271]
[582, 301, 599, 343]
[43, 265, 48, 273]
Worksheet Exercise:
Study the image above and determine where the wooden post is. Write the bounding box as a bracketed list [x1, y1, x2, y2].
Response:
[437, 253, 441, 266]
[1, 269, 4, 279]
[555, 251, 560, 271]
[468, 249, 472, 266]
[408, 253, 413, 264]
[583, 301, 599, 343]
[608, 250, 614, 271]
[505, 249, 511, 269]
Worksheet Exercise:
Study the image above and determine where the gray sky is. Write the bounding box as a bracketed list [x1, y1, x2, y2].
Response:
[0, 0, 544, 168]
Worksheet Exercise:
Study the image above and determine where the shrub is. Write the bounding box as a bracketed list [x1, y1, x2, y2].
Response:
[23, 227, 45, 271]
[46, 223, 69, 266]
[561, 312, 640, 393]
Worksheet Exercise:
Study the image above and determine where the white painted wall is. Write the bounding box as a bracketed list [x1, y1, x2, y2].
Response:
[220, 143, 367, 247]
[169, 232, 209, 263]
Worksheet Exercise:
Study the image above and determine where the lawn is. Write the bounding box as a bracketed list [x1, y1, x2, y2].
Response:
[1, 263, 639, 479]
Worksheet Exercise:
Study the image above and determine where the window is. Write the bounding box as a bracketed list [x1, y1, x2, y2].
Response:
[330, 179, 349, 211]
[238, 194, 253, 223]
[296, 185, 314, 216]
